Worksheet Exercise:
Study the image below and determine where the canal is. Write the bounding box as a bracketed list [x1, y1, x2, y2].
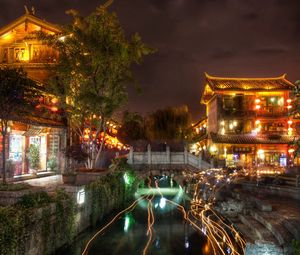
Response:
[57, 176, 228, 255]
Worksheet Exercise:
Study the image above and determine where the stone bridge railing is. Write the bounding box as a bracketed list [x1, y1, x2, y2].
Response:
[127, 145, 212, 170]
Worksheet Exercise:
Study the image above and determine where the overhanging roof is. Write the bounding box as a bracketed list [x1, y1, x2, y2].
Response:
[13, 115, 65, 128]
[0, 13, 61, 36]
[205, 73, 295, 91]
[210, 132, 295, 145]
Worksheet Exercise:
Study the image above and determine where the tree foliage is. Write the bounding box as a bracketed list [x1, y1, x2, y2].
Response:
[117, 111, 146, 145]
[146, 105, 193, 141]
[290, 80, 300, 157]
[0, 67, 41, 183]
[39, 2, 154, 168]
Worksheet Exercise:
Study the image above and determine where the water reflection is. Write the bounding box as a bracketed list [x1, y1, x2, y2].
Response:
[59, 176, 212, 255]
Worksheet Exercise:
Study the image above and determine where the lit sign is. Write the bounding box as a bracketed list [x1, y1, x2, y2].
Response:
[77, 189, 85, 204]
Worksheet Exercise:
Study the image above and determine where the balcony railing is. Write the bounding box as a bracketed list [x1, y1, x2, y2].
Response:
[256, 106, 287, 117]
[221, 107, 288, 118]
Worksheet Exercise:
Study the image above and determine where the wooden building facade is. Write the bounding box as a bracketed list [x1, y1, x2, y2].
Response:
[0, 10, 66, 177]
[199, 73, 299, 172]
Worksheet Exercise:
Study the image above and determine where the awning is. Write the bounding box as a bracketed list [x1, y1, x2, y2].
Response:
[23, 127, 42, 137]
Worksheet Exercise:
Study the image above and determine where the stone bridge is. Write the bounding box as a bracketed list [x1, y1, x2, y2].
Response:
[127, 145, 212, 171]
[130, 165, 187, 187]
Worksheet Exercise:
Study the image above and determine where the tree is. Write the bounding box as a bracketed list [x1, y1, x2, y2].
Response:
[117, 111, 146, 145]
[146, 105, 193, 142]
[40, 2, 154, 169]
[0, 68, 41, 184]
[290, 80, 300, 157]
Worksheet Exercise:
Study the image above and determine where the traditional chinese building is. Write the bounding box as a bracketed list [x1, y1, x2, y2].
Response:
[199, 73, 299, 171]
[0, 9, 66, 177]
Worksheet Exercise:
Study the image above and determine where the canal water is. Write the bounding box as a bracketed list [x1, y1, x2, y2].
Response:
[58, 177, 211, 255]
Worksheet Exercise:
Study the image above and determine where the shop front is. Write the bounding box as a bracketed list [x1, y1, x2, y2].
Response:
[255, 145, 288, 168]
[8, 121, 65, 177]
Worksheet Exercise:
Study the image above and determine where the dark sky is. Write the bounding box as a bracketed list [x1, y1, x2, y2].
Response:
[1, 0, 300, 120]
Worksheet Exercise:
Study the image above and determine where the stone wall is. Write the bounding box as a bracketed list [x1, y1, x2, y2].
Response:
[0, 175, 133, 255]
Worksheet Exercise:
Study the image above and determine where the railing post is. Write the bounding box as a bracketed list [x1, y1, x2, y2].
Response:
[184, 146, 188, 165]
[166, 145, 171, 164]
[198, 152, 202, 169]
[147, 144, 152, 165]
[296, 175, 300, 188]
[128, 146, 134, 164]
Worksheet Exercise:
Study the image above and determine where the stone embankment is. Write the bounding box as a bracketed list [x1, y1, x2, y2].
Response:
[214, 185, 300, 255]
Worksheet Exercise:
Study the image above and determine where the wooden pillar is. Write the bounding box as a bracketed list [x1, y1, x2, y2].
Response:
[198, 152, 202, 169]
[184, 146, 188, 165]
[147, 144, 151, 165]
[128, 146, 134, 164]
[166, 145, 170, 164]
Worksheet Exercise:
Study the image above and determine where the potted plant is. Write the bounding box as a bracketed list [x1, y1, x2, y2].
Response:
[47, 150, 58, 172]
[27, 144, 40, 175]
[62, 145, 87, 184]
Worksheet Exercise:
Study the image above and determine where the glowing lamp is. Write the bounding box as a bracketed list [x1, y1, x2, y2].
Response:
[51, 106, 58, 112]
[59, 36, 66, 41]
[287, 99, 292, 103]
[288, 120, 293, 125]
[220, 120, 225, 126]
[77, 189, 85, 204]
[255, 105, 261, 110]
[51, 98, 58, 104]
[255, 120, 260, 124]
[288, 148, 295, 154]
[255, 99, 261, 104]
[287, 105, 292, 109]
[123, 173, 130, 185]
[159, 197, 166, 209]
[210, 145, 217, 153]
[257, 149, 264, 154]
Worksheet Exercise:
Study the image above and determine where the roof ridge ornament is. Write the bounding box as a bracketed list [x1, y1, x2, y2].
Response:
[24, 5, 36, 15]
[24, 5, 29, 14]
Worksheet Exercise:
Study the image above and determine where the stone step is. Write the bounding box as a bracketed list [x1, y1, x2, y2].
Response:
[239, 214, 277, 244]
[230, 190, 272, 212]
[283, 218, 300, 240]
[235, 223, 256, 243]
[250, 211, 294, 246]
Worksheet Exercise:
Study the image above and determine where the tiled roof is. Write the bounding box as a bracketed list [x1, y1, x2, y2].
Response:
[205, 73, 295, 91]
[13, 115, 65, 128]
[0, 13, 61, 36]
[210, 132, 295, 144]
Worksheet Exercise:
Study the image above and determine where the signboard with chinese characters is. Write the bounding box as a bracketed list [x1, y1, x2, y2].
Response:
[233, 146, 252, 154]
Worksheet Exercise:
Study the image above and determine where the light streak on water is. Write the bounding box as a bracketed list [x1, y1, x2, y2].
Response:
[82, 168, 246, 255]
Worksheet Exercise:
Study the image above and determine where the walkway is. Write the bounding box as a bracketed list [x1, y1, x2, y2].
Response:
[16, 174, 63, 191]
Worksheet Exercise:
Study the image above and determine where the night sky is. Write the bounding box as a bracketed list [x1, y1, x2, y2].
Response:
[1, 0, 300, 120]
